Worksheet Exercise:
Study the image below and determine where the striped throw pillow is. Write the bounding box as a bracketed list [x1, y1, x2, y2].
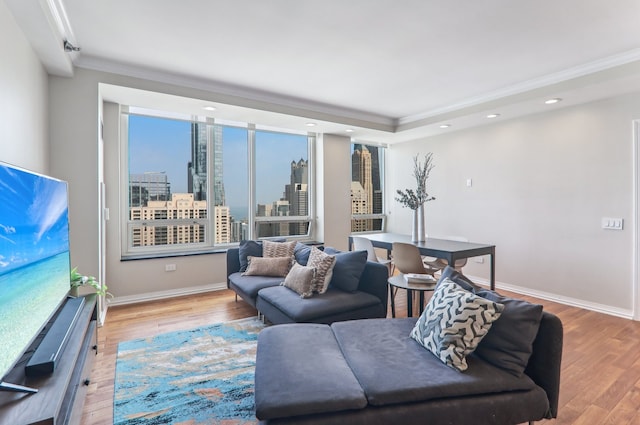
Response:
[307, 246, 336, 294]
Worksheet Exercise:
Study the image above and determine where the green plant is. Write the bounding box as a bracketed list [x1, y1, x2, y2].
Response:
[70, 267, 111, 297]
[395, 153, 436, 209]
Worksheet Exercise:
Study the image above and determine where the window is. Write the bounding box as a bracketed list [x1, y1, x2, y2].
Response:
[255, 130, 310, 238]
[121, 108, 313, 258]
[351, 143, 385, 232]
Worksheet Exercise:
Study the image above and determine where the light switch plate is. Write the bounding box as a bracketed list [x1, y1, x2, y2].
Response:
[602, 217, 623, 230]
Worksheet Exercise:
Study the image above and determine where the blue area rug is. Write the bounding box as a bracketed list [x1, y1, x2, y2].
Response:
[114, 317, 265, 425]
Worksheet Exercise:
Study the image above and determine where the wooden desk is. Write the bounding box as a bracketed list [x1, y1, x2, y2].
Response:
[350, 233, 496, 290]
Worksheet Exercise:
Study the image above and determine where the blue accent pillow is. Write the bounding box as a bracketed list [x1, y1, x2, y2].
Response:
[238, 240, 263, 272]
[293, 243, 313, 265]
[438, 266, 544, 376]
[323, 247, 368, 292]
[473, 290, 543, 377]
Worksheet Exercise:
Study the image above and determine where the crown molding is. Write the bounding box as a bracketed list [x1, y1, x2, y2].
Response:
[75, 54, 396, 132]
[398, 48, 640, 127]
[5, 0, 75, 76]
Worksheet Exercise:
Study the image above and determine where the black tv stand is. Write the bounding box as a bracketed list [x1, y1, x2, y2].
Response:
[0, 294, 97, 425]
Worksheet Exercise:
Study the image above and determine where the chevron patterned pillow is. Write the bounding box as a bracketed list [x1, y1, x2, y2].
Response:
[263, 240, 297, 258]
[410, 278, 504, 371]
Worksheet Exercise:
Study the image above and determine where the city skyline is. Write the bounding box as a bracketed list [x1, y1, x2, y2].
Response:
[128, 114, 308, 213]
[127, 114, 383, 246]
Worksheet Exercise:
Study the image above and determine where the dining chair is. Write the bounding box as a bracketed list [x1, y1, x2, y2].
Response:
[352, 236, 394, 275]
[390, 242, 439, 315]
[423, 236, 469, 273]
[392, 242, 438, 275]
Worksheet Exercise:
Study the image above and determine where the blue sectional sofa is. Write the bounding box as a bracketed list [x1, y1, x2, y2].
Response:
[226, 243, 388, 324]
[254, 268, 563, 425]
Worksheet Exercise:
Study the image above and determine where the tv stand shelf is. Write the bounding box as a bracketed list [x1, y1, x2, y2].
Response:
[0, 294, 97, 425]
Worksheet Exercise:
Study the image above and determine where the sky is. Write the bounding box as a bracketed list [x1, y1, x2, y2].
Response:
[0, 164, 70, 275]
[128, 115, 308, 215]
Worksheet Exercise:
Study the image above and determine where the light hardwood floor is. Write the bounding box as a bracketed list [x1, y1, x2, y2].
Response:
[80, 287, 640, 425]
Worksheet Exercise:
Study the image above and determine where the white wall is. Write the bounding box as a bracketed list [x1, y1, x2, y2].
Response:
[0, 1, 48, 172]
[387, 93, 640, 317]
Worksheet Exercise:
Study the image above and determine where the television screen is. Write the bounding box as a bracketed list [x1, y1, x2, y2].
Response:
[0, 163, 71, 383]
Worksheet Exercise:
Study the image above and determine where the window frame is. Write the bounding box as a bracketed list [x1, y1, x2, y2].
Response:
[120, 107, 315, 259]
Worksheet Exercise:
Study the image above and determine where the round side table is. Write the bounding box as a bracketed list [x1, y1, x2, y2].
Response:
[388, 274, 437, 318]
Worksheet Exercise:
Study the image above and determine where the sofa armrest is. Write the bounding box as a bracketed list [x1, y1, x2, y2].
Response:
[226, 247, 241, 288]
[357, 261, 389, 316]
[524, 311, 563, 419]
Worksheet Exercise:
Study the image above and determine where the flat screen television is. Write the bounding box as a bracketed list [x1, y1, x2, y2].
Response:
[0, 162, 71, 392]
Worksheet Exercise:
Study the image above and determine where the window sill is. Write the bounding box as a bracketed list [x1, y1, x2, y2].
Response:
[121, 248, 228, 261]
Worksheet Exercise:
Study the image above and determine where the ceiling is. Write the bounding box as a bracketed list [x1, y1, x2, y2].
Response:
[6, 0, 640, 143]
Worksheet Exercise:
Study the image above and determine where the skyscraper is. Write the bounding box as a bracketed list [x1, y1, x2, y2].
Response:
[188, 123, 207, 201]
[351, 145, 373, 231]
[187, 123, 229, 243]
[129, 172, 171, 207]
[285, 158, 308, 235]
[188, 123, 225, 206]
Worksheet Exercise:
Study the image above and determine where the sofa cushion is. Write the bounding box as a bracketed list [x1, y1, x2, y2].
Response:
[281, 262, 316, 298]
[243, 256, 292, 277]
[255, 324, 367, 420]
[307, 246, 336, 294]
[257, 285, 381, 322]
[238, 240, 263, 272]
[331, 318, 540, 407]
[263, 240, 297, 258]
[410, 278, 504, 371]
[323, 247, 368, 292]
[473, 290, 544, 377]
[228, 272, 284, 306]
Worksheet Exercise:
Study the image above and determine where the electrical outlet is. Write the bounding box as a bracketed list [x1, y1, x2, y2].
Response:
[474, 257, 484, 264]
[165, 264, 176, 272]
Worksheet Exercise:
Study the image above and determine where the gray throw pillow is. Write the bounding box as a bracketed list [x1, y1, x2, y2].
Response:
[293, 242, 315, 265]
[281, 262, 316, 298]
[473, 290, 543, 376]
[238, 240, 263, 272]
[410, 278, 504, 372]
[322, 247, 368, 292]
[437, 267, 544, 376]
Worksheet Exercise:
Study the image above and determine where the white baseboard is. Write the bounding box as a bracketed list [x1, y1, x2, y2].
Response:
[467, 275, 634, 320]
[102, 276, 635, 321]
[106, 282, 228, 307]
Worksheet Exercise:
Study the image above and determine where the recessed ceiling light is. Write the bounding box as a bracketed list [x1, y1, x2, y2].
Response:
[439, 124, 451, 128]
[345, 128, 354, 133]
[486, 113, 500, 119]
[203, 106, 216, 111]
[544, 98, 562, 105]
[306, 122, 316, 127]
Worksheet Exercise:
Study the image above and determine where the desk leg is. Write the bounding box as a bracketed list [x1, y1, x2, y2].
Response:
[389, 284, 396, 318]
[419, 291, 425, 315]
[490, 251, 495, 290]
[407, 289, 413, 317]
